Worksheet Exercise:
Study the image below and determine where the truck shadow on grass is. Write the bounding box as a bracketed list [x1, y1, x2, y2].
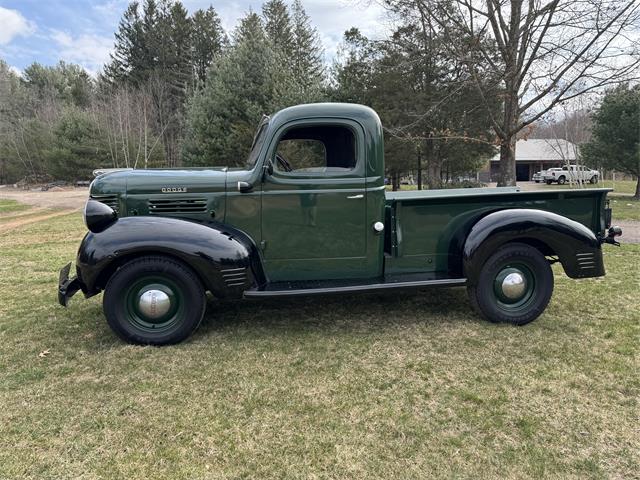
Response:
[196, 287, 480, 338]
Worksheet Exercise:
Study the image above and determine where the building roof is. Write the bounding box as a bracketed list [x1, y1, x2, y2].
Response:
[491, 139, 578, 162]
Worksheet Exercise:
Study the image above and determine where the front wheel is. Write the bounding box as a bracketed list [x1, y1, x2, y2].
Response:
[557, 176, 566, 185]
[103, 256, 206, 345]
[590, 176, 598, 184]
[467, 243, 554, 326]
[546, 180, 553, 185]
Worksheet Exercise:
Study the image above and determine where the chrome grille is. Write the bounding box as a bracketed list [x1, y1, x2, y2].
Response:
[148, 198, 207, 214]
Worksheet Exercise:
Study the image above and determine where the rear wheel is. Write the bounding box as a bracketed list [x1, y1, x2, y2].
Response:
[467, 243, 553, 326]
[103, 256, 206, 345]
[557, 176, 566, 185]
[590, 176, 598, 184]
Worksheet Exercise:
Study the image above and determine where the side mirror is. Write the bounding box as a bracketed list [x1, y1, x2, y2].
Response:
[237, 181, 253, 193]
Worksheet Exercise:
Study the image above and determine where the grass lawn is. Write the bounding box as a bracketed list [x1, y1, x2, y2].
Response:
[609, 196, 640, 222]
[539, 181, 640, 221]
[0, 209, 638, 479]
[0, 198, 30, 215]
[598, 179, 638, 196]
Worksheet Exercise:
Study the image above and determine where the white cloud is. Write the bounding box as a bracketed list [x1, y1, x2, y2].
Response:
[93, 0, 130, 24]
[9, 65, 23, 77]
[50, 30, 113, 76]
[0, 6, 36, 45]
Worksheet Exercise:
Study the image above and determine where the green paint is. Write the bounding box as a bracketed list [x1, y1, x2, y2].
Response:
[89, 103, 611, 283]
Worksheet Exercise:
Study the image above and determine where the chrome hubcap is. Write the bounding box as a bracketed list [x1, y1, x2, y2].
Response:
[501, 272, 527, 300]
[138, 289, 171, 319]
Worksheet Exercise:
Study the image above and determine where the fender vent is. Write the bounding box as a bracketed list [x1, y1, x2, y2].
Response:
[221, 267, 247, 288]
[90, 194, 118, 213]
[148, 198, 207, 214]
[576, 252, 596, 271]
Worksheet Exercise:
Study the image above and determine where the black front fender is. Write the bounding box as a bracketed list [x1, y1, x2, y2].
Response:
[463, 209, 604, 283]
[75, 216, 267, 299]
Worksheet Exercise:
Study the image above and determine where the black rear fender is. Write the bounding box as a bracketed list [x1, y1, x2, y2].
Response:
[463, 209, 604, 283]
[76, 216, 267, 299]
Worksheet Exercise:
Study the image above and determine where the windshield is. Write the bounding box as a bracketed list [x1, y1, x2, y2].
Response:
[245, 118, 270, 169]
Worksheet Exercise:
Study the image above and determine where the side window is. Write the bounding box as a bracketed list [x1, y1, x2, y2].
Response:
[274, 125, 357, 174]
[277, 139, 326, 171]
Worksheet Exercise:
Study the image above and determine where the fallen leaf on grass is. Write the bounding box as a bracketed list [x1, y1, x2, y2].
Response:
[38, 349, 50, 358]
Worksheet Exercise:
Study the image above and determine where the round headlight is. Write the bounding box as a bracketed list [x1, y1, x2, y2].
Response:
[84, 199, 117, 233]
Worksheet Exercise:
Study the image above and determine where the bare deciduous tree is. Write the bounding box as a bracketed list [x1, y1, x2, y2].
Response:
[382, 0, 640, 185]
[92, 84, 165, 170]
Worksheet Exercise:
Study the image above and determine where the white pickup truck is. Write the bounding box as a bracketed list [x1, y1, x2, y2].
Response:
[544, 165, 600, 185]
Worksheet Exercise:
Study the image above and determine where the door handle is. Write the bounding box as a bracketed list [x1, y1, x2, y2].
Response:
[237, 181, 253, 193]
[347, 194, 364, 199]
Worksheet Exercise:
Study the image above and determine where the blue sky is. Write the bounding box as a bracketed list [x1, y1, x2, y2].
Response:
[0, 0, 389, 76]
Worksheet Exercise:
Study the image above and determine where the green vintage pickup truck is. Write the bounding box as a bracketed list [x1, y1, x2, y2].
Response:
[59, 103, 622, 345]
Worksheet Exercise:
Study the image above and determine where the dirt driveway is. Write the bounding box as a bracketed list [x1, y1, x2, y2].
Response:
[0, 186, 88, 211]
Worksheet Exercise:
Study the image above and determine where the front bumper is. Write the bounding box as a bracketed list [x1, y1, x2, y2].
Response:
[58, 262, 82, 307]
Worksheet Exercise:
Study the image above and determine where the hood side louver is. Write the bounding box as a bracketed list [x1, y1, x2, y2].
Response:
[148, 198, 208, 215]
[90, 194, 119, 213]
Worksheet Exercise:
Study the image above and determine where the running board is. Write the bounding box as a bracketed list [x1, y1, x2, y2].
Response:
[244, 277, 467, 298]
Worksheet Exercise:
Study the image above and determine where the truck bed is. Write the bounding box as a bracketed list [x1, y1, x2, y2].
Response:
[384, 187, 611, 276]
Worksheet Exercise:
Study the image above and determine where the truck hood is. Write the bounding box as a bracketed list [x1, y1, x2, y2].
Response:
[90, 167, 228, 197]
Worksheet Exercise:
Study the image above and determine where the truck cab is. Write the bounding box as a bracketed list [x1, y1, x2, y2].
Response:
[59, 103, 621, 345]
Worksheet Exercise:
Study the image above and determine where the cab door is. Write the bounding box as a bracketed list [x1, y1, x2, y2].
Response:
[260, 119, 369, 282]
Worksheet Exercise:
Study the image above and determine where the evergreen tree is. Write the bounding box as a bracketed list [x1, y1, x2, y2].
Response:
[290, 0, 324, 89]
[153, 0, 193, 166]
[104, 0, 194, 166]
[333, 23, 496, 189]
[263, 0, 294, 53]
[22, 62, 93, 107]
[183, 12, 288, 167]
[332, 28, 374, 103]
[44, 108, 110, 180]
[103, 2, 146, 85]
[191, 6, 227, 84]
[583, 84, 640, 198]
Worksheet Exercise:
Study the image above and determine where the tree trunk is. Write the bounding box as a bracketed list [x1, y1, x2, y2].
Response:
[392, 172, 400, 191]
[498, 135, 517, 187]
[417, 150, 422, 190]
[498, 81, 519, 187]
[426, 160, 441, 189]
[425, 140, 441, 189]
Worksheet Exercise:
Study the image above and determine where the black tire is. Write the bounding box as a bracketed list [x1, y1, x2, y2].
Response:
[557, 176, 566, 185]
[103, 256, 206, 345]
[590, 176, 598, 184]
[467, 243, 553, 326]
[546, 180, 553, 185]
[534, 180, 540, 183]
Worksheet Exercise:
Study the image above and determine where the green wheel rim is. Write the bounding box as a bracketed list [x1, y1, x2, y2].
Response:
[123, 275, 185, 333]
[492, 262, 536, 312]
